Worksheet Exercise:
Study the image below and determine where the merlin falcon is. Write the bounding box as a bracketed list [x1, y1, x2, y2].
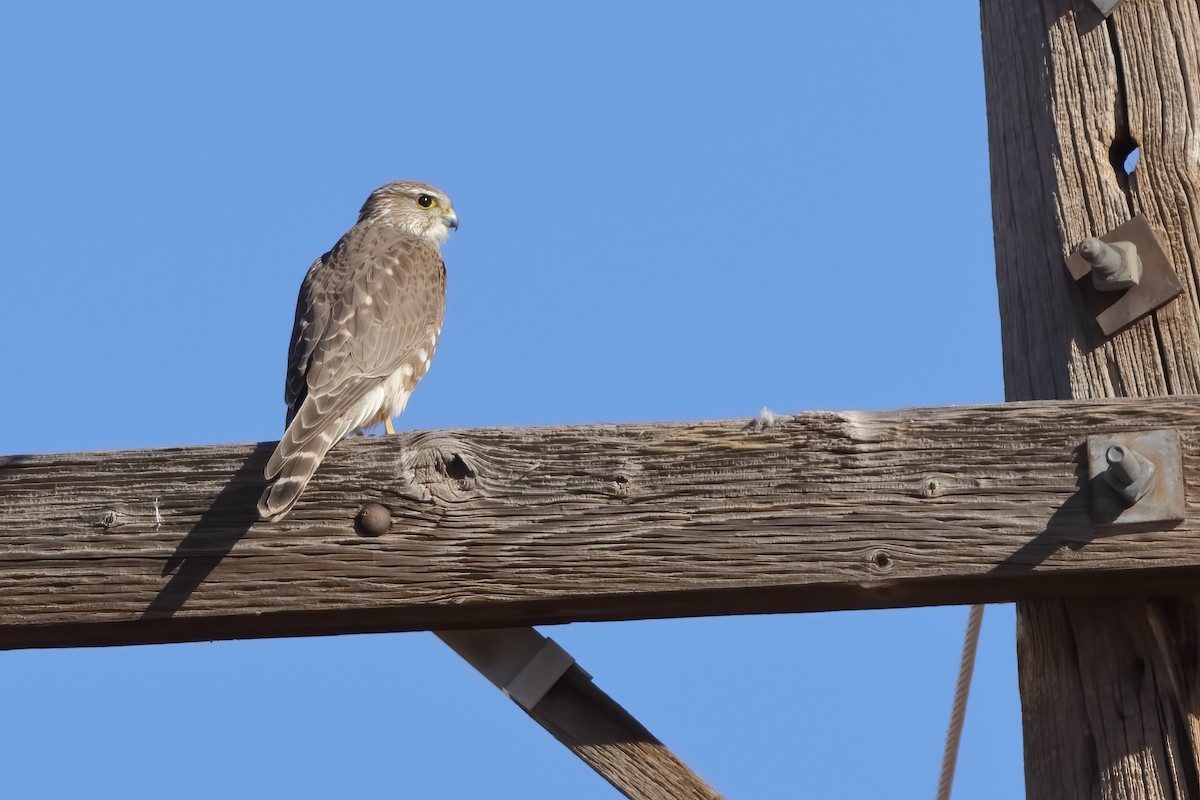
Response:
[258, 181, 457, 521]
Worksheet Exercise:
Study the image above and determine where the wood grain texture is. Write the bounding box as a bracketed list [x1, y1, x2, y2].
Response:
[982, 0, 1200, 797]
[437, 627, 722, 799]
[3, 399, 1200, 649]
[530, 666, 722, 800]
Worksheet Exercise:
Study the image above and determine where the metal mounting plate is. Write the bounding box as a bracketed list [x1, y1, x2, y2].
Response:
[1065, 213, 1183, 336]
[1086, 428, 1185, 526]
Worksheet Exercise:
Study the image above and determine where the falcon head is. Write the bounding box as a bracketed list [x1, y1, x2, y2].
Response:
[358, 180, 459, 244]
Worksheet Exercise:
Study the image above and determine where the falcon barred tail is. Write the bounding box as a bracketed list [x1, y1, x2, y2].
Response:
[258, 180, 455, 521]
[258, 394, 364, 520]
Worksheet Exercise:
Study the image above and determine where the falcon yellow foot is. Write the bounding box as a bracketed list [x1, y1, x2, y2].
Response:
[385, 417, 396, 435]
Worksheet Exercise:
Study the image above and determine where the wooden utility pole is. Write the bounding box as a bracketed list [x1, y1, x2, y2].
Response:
[982, 0, 1200, 796]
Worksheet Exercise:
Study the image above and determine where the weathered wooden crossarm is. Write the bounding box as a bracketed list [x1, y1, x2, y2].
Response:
[2, 396, 1199, 649]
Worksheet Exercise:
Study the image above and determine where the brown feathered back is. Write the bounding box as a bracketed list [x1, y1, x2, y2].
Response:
[258, 182, 453, 520]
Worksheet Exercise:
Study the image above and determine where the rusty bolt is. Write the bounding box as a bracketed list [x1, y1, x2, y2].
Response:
[355, 502, 392, 537]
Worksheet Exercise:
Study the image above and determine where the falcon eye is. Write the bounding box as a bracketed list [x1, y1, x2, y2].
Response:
[417, 194, 435, 208]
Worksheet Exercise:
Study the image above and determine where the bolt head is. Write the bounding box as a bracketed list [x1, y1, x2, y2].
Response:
[1106, 445, 1127, 467]
[1079, 237, 1105, 261]
[355, 503, 392, 537]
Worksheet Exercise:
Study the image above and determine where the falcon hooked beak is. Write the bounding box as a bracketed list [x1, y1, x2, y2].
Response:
[444, 210, 459, 230]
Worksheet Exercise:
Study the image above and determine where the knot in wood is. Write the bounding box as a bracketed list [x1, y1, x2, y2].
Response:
[871, 550, 894, 571]
[443, 452, 475, 481]
[401, 433, 484, 502]
[608, 473, 633, 497]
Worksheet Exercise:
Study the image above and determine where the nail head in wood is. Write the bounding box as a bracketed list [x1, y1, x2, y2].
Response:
[355, 502, 391, 537]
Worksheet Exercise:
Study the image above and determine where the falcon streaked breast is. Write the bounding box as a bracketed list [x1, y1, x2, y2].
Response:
[258, 180, 457, 521]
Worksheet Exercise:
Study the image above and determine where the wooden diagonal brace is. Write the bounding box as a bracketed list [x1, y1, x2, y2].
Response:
[438, 628, 721, 800]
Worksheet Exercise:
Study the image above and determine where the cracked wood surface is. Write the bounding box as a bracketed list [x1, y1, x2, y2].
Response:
[982, 0, 1200, 797]
[2, 397, 1200, 650]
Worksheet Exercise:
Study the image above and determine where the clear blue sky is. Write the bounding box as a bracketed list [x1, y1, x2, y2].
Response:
[0, 2, 1017, 797]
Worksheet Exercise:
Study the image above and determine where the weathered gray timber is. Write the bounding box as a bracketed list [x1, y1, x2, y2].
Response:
[982, 0, 1200, 796]
[2, 397, 1200, 650]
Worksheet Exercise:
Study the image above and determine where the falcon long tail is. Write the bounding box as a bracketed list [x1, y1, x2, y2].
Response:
[258, 409, 352, 521]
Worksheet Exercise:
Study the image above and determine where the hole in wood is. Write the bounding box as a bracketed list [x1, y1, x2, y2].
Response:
[872, 551, 893, 570]
[1109, 134, 1140, 176]
[1123, 147, 1141, 174]
[445, 453, 474, 480]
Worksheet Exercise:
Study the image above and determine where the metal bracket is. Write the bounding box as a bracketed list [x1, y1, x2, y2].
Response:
[504, 638, 576, 711]
[1089, 0, 1123, 16]
[1087, 429, 1185, 525]
[436, 628, 588, 712]
[1065, 214, 1182, 337]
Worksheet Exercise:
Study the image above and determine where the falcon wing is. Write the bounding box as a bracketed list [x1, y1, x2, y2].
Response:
[291, 226, 443, 431]
[260, 223, 445, 519]
[283, 253, 333, 426]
